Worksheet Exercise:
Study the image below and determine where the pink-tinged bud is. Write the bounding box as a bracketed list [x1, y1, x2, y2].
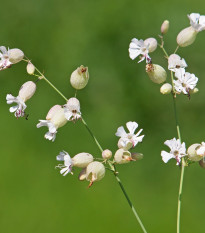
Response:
[114, 149, 132, 164]
[70, 65, 89, 90]
[199, 159, 205, 169]
[177, 26, 198, 47]
[72, 153, 93, 168]
[8, 48, 24, 64]
[18, 81, 36, 102]
[26, 62, 35, 75]
[146, 64, 167, 84]
[144, 38, 157, 53]
[160, 83, 172, 94]
[86, 161, 105, 187]
[102, 149, 112, 159]
[161, 20, 169, 34]
[187, 143, 202, 161]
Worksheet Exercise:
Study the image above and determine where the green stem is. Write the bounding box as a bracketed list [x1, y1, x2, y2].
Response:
[23, 59, 147, 232]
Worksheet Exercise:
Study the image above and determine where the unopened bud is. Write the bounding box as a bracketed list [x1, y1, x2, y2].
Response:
[177, 26, 198, 47]
[78, 168, 87, 181]
[131, 152, 144, 161]
[86, 161, 105, 186]
[26, 62, 35, 75]
[187, 143, 202, 161]
[72, 153, 93, 168]
[144, 38, 157, 53]
[102, 149, 112, 159]
[18, 81, 36, 102]
[146, 64, 167, 84]
[160, 83, 172, 94]
[8, 48, 24, 64]
[161, 20, 169, 34]
[199, 159, 205, 169]
[114, 149, 132, 164]
[70, 65, 89, 90]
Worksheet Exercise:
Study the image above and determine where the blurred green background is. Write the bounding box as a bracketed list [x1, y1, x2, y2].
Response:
[0, 0, 205, 232]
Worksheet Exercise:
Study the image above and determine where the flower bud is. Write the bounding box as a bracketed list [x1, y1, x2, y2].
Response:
[187, 143, 202, 161]
[70, 65, 89, 90]
[78, 168, 87, 181]
[72, 153, 93, 168]
[26, 62, 35, 75]
[160, 83, 172, 94]
[144, 38, 157, 53]
[177, 26, 198, 47]
[102, 149, 112, 159]
[161, 20, 169, 34]
[131, 152, 144, 161]
[8, 48, 24, 64]
[146, 64, 167, 84]
[189, 87, 199, 94]
[18, 81, 36, 102]
[199, 159, 205, 169]
[86, 161, 105, 187]
[114, 149, 132, 164]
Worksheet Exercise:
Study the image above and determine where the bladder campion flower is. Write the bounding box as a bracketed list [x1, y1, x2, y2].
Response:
[86, 161, 105, 187]
[37, 105, 67, 141]
[116, 121, 144, 150]
[70, 65, 89, 90]
[6, 81, 36, 118]
[56, 151, 73, 176]
[114, 149, 132, 164]
[63, 97, 81, 121]
[128, 38, 151, 63]
[168, 54, 187, 72]
[146, 64, 167, 84]
[161, 138, 186, 165]
[144, 38, 158, 53]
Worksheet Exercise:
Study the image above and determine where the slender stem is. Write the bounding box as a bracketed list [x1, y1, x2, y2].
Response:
[24, 59, 147, 232]
[174, 45, 179, 54]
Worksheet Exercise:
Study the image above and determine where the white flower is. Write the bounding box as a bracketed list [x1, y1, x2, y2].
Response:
[0, 46, 12, 70]
[196, 142, 205, 157]
[168, 54, 187, 72]
[63, 97, 81, 121]
[174, 68, 198, 94]
[37, 105, 67, 142]
[6, 81, 36, 118]
[128, 38, 151, 63]
[56, 151, 73, 176]
[115, 121, 144, 150]
[161, 138, 186, 165]
[188, 13, 205, 32]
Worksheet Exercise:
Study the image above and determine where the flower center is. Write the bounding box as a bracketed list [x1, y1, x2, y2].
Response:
[173, 150, 179, 156]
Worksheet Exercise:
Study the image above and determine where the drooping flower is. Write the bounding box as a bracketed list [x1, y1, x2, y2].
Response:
[116, 121, 144, 150]
[56, 151, 73, 176]
[0, 46, 24, 71]
[161, 138, 186, 165]
[129, 38, 151, 63]
[168, 54, 187, 72]
[188, 13, 205, 32]
[37, 105, 67, 142]
[6, 81, 36, 118]
[174, 68, 198, 95]
[63, 97, 81, 121]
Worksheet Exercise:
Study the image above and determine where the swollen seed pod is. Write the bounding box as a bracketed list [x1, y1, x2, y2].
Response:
[8, 48, 24, 64]
[187, 144, 202, 161]
[102, 149, 112, 160]
[131, 152, 144, 161]
[161, 20, 169, 34]
[160, 83, 172, 94]
[72, 153, 93, 168]
[86, 161, 105, 186]
[27, 62, 35, 75]
[177, 26, 198, 47]
[46, 105, 62, 120]
[114, 149, 132, 164]
[50, 107, 67, 129]
[144, 38, 157, 53]
[70, 65, 89, 90]
[18, 81, 36, 102]
[146, 64, 167, 84]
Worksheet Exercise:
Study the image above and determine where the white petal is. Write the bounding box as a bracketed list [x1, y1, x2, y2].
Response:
[126, 121, 138, 134]
[9, 105, 18, 113]
[56, 151, 68, 161]
[132, 135, 145, 146]
[115, 126, 127, 138]
[161, 151, 175, 163]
